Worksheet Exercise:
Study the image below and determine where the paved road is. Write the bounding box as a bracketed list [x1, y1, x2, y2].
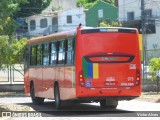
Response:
[0, 96, 160, 118]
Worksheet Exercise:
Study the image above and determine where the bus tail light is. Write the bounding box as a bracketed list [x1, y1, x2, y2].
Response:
[135, 69, 140, 86]
[79, 71, 85, 87]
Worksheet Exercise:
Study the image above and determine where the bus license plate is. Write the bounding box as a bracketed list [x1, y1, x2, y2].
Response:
[105, 82, 116, 86]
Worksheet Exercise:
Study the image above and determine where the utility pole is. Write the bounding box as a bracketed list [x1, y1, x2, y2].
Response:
[141, 0, 146, 81]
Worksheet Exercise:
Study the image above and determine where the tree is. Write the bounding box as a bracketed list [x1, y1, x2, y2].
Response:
[77, 0, 115, 8]
[0, 36, 27, 75]
[0, 0, 51, 36]
[14, 0, 52, 18]
[0, 0, 51, 73]
[149, 58, 160, 93]
[0, 0, 27, 36]
[100, 21, 122, 27]
[103, 0, 115, 5]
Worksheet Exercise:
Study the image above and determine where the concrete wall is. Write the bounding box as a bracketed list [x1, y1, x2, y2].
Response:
[118, 0, 160, 63]
[26, 15, 53, 36]
[26, 8, 86, 36]
[58, 8, 86, 31]
[0, 84, 24, 92]
[51, 0, 76, 10]
[118, 0, 141, 22]
[118, 0, 160, 21]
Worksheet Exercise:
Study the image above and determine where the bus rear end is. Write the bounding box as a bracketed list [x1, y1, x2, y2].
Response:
[75, 27, 141, 108]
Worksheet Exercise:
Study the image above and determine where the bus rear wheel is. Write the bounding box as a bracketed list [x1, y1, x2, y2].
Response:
[54, 84, 61, 110]
[100, 99, 118, 109]
[30, 83, 44, 104]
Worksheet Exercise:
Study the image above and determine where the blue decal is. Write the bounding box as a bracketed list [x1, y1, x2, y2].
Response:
[86, 81, 92, 87]
[88, 62, 93, 78]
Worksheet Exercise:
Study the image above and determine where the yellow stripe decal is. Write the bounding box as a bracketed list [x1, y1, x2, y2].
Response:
[93, 63, 99, 79]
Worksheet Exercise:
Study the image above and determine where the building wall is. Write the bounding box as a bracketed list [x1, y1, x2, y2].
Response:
[58, 8, 86, 31]
[26, 15, 53, 36]
[118, 0, 160, 63]
[50, 0, 76, 10]
[86, 1, 118, 27]
[26, 8, 86, 36]
[146, 20, 160, 61]
[119, 0, 160, 21]
[118, 0, 141, 22]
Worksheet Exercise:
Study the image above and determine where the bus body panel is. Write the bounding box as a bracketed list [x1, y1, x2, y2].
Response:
[24, 27, 141, 103]
[41, 67, 55, 99]
[75, 28, 141, 99]
[29, 67, 43, 97]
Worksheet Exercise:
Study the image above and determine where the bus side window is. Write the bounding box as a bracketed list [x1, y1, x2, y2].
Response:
[30, 45, 37, 66]
[50, 42, 57, 65]
[43, 43, 49, 66]
[37, 44, 43, 65]
[66, 38, 74, 64]
[58, 40, 65, 64]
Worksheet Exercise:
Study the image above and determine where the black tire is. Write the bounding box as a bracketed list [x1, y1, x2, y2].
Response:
[30, 83, 44, 104]
[54, 84, 61, 110]
[100, 99, 118, 109]
[100, 100, 106, 109]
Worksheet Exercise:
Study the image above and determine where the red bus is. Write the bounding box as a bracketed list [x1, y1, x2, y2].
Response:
[24, 26, 141, 110]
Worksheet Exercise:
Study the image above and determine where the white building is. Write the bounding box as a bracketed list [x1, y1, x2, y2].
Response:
[42, 0, 77, 14]
[118, 0, 160, 63]
[26, 8, 86, 36]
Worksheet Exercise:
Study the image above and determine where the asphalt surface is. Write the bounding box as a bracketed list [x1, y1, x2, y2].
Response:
[0, 96, 160, 118]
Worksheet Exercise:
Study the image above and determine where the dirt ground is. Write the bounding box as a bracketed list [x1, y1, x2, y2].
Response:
[136, 92, 160, 103]
[0, 92, 160, 111]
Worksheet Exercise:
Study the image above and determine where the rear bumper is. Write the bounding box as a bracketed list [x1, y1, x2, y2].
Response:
[77, 96, 139, 101]
[76, 86, 141, 100]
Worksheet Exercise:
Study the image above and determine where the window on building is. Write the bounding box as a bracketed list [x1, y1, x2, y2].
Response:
[52, 17, 58, 32]
[30, 20, 36, 31]
[40, 18, 48, 28]
[127, 12, 134, 21]
[144, 9, 152, 18]
[67, 15, 72, 24]
[50, 42, 57, 65]
[43, 43, 49, 65]
[98, 9, 103, 18]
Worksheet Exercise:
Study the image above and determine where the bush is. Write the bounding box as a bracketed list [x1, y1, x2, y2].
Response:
[149, 58, 160, 93]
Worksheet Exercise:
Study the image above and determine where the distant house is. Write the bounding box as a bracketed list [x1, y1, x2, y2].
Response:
[26, 8, 86, 37]
[118, 0, 160, 64]
[86, 0, 118, 27]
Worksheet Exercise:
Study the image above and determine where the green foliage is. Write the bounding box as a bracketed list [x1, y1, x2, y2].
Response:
[77, 0, 97, 8]
[15, 0, 52, 18]
[0, 36, 27, 70]
[77, 0, 115, 9]
[0, 0, 51, 36]
[0, 0, 27, 18]
[0, 17, 18, 37]
[0, 0, 27, 36]
[149, 58, 160, 80]
[100, 21, 122, 27]
[149, 58, 160, 93]
[103, 0, 115, 5]
[0, 36, 10, 69]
